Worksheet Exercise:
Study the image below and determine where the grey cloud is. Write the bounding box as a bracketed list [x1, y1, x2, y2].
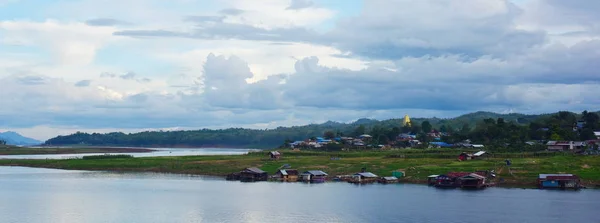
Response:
[100, 72, 116, 78]
[113, 30, 187, 38]
[114, 22, 319, 43]
[119, 72, 136, 80]
[85, 18, 130, 26]
[74, 80, 92, 87]
[184, 15, 225, 23]
[219, 8, 244, 16]
[16, 75, 47, 85]
[286, 0, 314, 10]
[112, 0, 544, 60]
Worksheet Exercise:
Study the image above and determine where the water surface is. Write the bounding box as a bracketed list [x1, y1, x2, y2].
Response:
[1, 166, 599, 223]
[0, 147, 256, 160]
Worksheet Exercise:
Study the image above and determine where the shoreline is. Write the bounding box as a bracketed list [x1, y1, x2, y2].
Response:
[1, 149, 599, 189]
[1, 164, 594, 190]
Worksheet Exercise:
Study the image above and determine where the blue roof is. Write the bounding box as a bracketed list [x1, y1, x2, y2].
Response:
[430, 142, 453, 147]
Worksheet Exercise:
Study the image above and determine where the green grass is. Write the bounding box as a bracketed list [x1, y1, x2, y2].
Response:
[1, 149, 599, 187]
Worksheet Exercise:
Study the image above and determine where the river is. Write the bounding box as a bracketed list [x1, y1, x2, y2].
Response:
[1, 167, 598, 223]
[0, 148, 257, 159]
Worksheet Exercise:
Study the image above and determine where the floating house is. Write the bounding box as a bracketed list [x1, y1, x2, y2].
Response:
[538, 174, 582, 189]
[427, 175, 439, 186]
[378, 176, 399, 184]
[239, 167, 268, 182]
[350, 172, 379, 184]
[458, 173, 487, 189]
[301, 170, 328, 183]
[274, 169, 299, 182]
[434, 172, 470, 188]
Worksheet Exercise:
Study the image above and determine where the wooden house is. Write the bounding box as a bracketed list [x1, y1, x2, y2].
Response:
[458, 173, 487, 189]
[378, 176, 399, 184]
[268, 151, 281, 160]
[300, 170, 328, 183]
[538, 174, 582, 189]
[239, 167, 268, 182]
[427, 175, 439, 186]
[434, 172, 469, 188]
[274, 169, 299, 182]
[350, 172, 379, 184]
[458, 152, 473, 161]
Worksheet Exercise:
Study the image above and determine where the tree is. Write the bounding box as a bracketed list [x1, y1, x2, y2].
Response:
[421, 121, 432, 134]
[353, 125, 366, 137]
[580, 129, 597, 141]
[550, 132, 562, 141]
[324, 131, 335, 139]
[439, 125, 448, 133]
[0, 139, 6, 145]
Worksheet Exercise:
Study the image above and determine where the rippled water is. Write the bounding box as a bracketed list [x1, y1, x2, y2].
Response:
[0, 148, 256, 159]
[1, 166, 599, 223]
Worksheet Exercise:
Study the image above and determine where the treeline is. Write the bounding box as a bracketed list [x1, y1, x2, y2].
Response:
[335, 111, 599, 151]
[44, 110, 600, 148]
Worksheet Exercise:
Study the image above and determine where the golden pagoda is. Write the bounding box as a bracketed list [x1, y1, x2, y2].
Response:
[403, 114, 411, 127]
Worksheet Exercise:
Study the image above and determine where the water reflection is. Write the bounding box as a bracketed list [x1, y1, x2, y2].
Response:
[1, 166, 599, 223]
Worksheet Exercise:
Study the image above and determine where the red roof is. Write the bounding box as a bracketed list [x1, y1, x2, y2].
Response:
[447, 172, 470, 178]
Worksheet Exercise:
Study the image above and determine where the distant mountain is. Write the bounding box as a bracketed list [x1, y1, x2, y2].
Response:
[0, 131, 42, 146]
[43, 110, 600, 148]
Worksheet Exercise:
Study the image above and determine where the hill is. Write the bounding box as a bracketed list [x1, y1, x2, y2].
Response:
[43, 110, 599, 148]
[0, 131, 42, 146]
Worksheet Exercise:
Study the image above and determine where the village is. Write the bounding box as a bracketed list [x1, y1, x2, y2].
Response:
[225, 115, 597, 190]
[225, 149, 585, 190]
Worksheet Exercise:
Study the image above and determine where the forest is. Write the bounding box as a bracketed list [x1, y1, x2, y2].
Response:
[44, 110, 600, 149]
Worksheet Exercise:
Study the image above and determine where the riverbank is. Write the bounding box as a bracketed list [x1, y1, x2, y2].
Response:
[0, 146, 155, 155]
[1, 149, 599, 188]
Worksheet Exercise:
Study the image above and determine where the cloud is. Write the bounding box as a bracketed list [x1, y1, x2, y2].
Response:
[286, 0, 314, 10]
[2, 0, 600, 140]
[219, 8, 245, 16]
[183, 16, 225, 23]
[85, 18, 130, 27]
[74, 80, 91, 87]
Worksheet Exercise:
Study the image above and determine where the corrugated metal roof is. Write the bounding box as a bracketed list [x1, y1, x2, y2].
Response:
[303, 170, 328, 176]
[270, 151, 281, 155]
[473, 151, 486, 156]
[244, 167, 266, 174]
[539, 174, 573, 179]
[383, 176, 398, 181]
[279, 170, 288, 176]
[428, 175, 439, 178]
[459, 173, 486, 180]
[355, 172, 378, 178]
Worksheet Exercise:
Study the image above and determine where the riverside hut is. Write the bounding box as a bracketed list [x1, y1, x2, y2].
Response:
[240, 167, 268, 182]
[435, 172, 469, 188]
[274, 169, 299, 182]
[301, 170, 328, 183]
[538, 174, 582, 189]
[458, 173, 487, 189]
[350, 172, 379, 184]
[378, 176, 399, 184]
[427, 175, 439, 186]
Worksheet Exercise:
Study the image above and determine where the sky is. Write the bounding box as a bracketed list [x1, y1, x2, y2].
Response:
[1, 0, 600, 140]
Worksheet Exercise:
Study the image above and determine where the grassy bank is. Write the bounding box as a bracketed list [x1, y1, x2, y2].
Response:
[0, 146, 155, 155]
[1, 149, 599, 187]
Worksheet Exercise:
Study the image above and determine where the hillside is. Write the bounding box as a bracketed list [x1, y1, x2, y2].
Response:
[43, 110, 599, 148]
[0, 131, 42, 146]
